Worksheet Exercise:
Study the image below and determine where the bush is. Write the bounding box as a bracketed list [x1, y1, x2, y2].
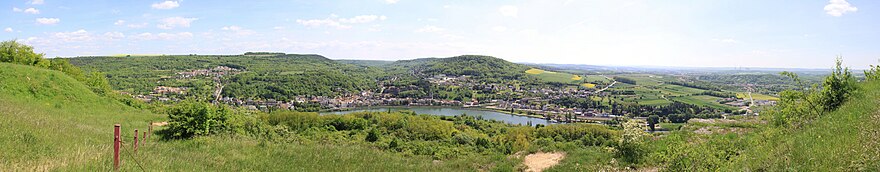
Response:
[263, 111, 323, 131]
[165, 101, 233, 139]
[0, 40, 49, 68]
[366, 129, 380, 142]
[865, 60, 880, 81]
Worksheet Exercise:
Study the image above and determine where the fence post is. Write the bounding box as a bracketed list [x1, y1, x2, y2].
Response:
[114, 124, 120, 171]
[133, 129, 139, 153]
[142, 131, 146, 146]
[147, 122, 153, 141]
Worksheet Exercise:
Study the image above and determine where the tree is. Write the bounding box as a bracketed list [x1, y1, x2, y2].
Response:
[647, 115, 660, 131]
[165, 101, 233, 139]
[819, 57, 856, 112]
[865, 60, 880, 81]
[366, 129, 380, 142]
[617, 119, 648, 163]
[0, 40, 49, 68]
[773, 57, 857, 128]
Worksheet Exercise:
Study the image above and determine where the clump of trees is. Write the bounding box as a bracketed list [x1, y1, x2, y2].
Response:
[865, 60, 880, 81]
[0, 40, 51, 68]
[0, 40, 112, 96]
[165, 101, 234, 139]
[613, 76, 637, 84]
[770, 58, 857, 128]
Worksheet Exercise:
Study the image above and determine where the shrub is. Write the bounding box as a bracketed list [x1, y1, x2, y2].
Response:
[263, 111, 323, 131]
[0, 40, 50, 68]
[865, 60, 880, 81]
[366, 129, 380, 142]
[165, 101, 233, 139]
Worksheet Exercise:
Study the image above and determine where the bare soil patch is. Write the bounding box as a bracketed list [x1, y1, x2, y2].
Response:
[523, 152, 565, 172]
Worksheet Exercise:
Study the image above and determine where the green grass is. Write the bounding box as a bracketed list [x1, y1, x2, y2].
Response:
[582, 75, 610, 83]
[525, 68, 583, 84]
[0, 63, 162, 170]
[645, 80, 880, 171]
[670, 95, 736, 111]
[726, 81, 880, 171]
[736, 92, 780, 101]
[0, 63, 506, 171]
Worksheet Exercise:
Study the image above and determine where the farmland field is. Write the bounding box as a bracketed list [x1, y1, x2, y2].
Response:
[671, 95, 736, 110]
[736, 92, 780, 101]
[525, 68, 583, 84]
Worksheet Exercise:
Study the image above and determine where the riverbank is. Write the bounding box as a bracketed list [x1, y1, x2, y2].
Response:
[323, 105, 547, 119]
[321, 106, 556, 125]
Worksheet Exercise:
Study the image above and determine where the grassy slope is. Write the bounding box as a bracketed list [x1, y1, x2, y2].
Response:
[0, 63, 490, 171]
[727, 80, 880, 171]
[0, 63, 163, 170]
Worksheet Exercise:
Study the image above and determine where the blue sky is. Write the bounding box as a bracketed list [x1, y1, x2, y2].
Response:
[1, 0, 878, 68]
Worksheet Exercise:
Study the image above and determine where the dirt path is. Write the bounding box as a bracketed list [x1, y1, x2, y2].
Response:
[523, 152, 565, 172]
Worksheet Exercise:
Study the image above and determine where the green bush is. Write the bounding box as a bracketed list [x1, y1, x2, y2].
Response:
[0, 40, 49, 68]
[165, 101, 233, 139]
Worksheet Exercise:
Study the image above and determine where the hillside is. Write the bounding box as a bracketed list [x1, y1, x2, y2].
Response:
[388, 55, 531, 82]
[67, 54, 383, 100]
[728, 80, 880, 170]
[639, 80, 880, 171]
[0, 63, 502, 171]
[0, 63, 162, 170]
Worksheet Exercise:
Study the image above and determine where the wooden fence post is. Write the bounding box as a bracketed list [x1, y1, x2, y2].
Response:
[147, 122, 153, 141]
[142, 131, 146, 146]
[114, 124, 120, 171]
[133, 129, 139, 153]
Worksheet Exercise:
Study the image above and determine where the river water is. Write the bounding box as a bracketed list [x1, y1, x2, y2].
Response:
[322, 107, 553, 125]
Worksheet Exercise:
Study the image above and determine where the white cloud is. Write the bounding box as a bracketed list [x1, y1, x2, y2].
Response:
[415, 25, 444, 33]
[712, 38, 739, 43]
[492, 26, 508, 32]
[499, 5, 518, 17]
[339, 15, 387, 23]
[132, 32, 193, 40]
[151, 1, 180, 10]
[103, 32, 126, 40]
[12, 7, 22, 12]
[157, 17, 197, 29]
[296, 14, 387, 29]
[297, 19, 350, 29]
[30, 0, 44, 5]
[127, 23, 149, 28]
[221, 25, 256, 36]
[24, 8, 40, 14]
[824, 0, 857, 17]
[114, 20, 126, 25]
[4, 28, 12, 32]
[52, 29, 93, 42]
[221, 26, 242, 31]
[384, 0, 399, 4]
[36, 18, 60, 25]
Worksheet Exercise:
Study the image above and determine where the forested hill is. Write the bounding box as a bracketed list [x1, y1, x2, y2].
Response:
[67, 54, 383, 100]
[387, 55, 531, 82]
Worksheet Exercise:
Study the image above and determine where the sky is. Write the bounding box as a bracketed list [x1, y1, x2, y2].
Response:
[1, 0, 878, 69]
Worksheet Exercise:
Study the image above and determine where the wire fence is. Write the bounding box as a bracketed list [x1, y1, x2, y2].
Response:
[114, 123, 153, 171]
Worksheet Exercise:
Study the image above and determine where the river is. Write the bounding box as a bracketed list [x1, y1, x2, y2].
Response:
[322, 107, 554, 125]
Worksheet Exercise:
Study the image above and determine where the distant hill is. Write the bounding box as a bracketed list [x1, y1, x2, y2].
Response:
[388, 55, 531, 82]
[66, 54, 382, 100]
[335, 59, 395, 67]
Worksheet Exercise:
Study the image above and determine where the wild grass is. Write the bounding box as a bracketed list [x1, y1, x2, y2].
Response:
[0, 63, 516, 171]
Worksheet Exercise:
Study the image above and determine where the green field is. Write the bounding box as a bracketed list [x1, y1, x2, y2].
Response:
[670, 95, 736, 110]
[525, 68, 584, 84]
[736, 92, 780, 101]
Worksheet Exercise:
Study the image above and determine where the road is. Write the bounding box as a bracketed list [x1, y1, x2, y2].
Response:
[593, 75, 617, 94]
